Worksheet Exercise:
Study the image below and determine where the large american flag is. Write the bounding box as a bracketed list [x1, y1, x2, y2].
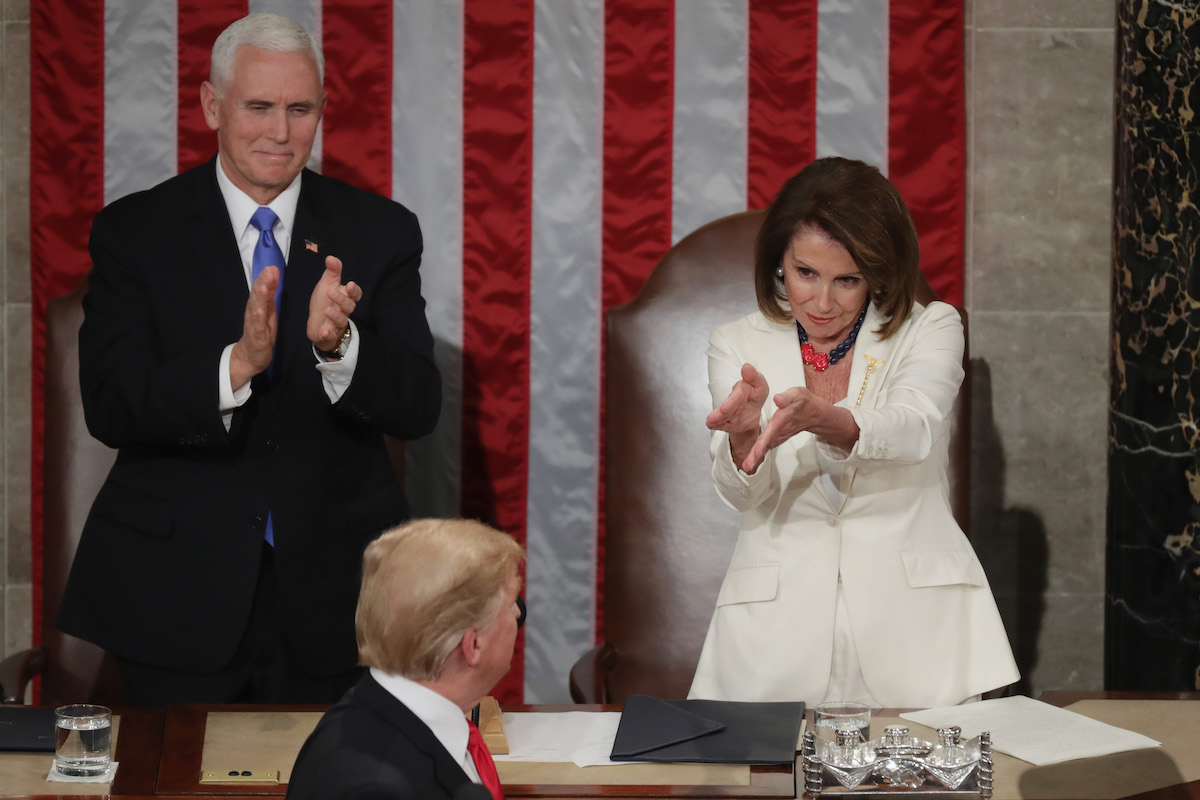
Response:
[31, 0, 964, 703]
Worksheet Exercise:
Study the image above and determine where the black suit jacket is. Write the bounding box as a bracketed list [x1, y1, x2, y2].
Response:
[287, 673, 474, 800]
[57, 158, 441, 676]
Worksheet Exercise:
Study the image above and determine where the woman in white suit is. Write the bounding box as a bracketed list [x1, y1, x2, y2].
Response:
[688, 158, 1017, 708]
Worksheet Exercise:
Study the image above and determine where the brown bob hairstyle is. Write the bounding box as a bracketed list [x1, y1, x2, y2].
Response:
[754, 157, 922, 340]
[355, 518, 525, 680]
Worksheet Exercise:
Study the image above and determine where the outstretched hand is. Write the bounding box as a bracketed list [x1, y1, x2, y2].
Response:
[307, 255, 363, 350]
[707, 363, 769, 433]
[708, 364, 770, 471]
[741, 386, 830, 473]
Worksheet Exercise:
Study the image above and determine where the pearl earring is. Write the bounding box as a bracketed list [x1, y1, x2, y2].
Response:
[775, 266, 784, 278]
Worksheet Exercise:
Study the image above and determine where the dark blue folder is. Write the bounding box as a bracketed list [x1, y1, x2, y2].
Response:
[611, 695, 805, 765]
[0, 707, 57, 752]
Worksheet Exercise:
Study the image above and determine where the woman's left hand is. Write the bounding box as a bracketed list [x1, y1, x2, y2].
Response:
[741, 387, 859, 473]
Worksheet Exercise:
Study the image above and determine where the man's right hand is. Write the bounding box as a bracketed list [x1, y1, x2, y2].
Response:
[230, 266, 279, 391]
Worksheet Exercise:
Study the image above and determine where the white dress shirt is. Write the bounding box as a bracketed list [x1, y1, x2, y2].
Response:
[212, 154, 359, 427]
[369, 668, 482, 784]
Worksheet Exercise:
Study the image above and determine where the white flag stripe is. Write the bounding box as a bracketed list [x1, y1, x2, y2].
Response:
[104, 0, 177, 205]
[253, 0, 321, 44]
[672, 0, 748, 244]
[525, 0, 605, 703]
[394, 0, 466, 521]
[816, 0, 889, 170]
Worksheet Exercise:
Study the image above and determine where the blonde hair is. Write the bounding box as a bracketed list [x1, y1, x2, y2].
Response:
[356, 519, 525, 679]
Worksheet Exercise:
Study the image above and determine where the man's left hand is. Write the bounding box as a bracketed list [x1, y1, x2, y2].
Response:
[307, 255, 363, 350]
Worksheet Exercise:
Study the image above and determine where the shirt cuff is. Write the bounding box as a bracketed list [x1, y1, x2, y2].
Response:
[219, 343, 253, 432]
[314, 319, 360, 403]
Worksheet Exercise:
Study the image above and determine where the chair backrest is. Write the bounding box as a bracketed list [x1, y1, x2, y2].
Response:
[600, 210, 969, 702]
[42, 277, 123, 705]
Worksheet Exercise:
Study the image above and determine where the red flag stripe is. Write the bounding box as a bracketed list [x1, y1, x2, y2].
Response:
[597, 0, 675, 637]
[600, 0, 675, 311]
[322, 0, 392, 196]
[746, 0, 819, 210]
[888, 1, 965, 305]
[460, 0, 535, 703]
[177, 1, 246, 172]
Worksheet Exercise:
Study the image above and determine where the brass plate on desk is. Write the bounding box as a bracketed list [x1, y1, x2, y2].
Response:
[200, 766, 280, 783]
[478, 696, 509, 754]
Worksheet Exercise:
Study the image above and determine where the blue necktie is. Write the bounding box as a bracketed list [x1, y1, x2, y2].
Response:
[249, 206, 286, 321]
[249, 207, 285, 547]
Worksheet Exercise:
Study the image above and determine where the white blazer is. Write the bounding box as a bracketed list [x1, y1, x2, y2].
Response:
[688, 301, 1018, 708]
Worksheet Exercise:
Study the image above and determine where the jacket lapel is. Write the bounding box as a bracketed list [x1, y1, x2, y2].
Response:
[756, 316, 849, 511]
[188, 158, 250, 340]
[756, 315, 808, 425]
[836, 303, 899, 506]
[271, 171, 332, 386]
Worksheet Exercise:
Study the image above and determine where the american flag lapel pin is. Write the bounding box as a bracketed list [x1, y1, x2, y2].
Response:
[305, 239, 319, 253]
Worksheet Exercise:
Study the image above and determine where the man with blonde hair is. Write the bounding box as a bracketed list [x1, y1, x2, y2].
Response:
[287, 519, 524, 800]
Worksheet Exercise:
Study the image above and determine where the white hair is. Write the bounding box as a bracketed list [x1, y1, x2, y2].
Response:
[210, 13, 324, 94]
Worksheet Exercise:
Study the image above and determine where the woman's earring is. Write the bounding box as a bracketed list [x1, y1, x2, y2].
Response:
[775, 266, 784, 278]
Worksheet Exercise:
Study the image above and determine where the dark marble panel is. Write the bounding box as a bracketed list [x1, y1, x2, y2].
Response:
[1107, 0, 1200, 691]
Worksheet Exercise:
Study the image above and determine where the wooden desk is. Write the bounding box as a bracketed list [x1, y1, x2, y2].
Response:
[156, 703, 796, 799]
[1, 693, 1196, 799]
[1020, 691, 1200, 800]
[0, 706, 162, 799]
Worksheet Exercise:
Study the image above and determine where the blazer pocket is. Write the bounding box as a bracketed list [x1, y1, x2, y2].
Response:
[716, 563, 780, 607]
[89, 481, 175, 539]
[901, 549, 984, 588]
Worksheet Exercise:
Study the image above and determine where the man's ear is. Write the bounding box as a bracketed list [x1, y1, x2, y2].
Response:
[461, 628, 483, 668]
[200, 81, 221, 131]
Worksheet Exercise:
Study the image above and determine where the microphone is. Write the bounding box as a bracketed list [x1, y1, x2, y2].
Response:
[454, 784, 494, 800]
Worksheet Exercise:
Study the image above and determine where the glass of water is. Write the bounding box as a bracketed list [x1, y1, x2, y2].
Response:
[814, 701, 871, 752]
[54, 704, 112, 777]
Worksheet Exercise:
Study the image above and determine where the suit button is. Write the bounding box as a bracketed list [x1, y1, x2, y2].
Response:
[251, 516, 266, 530]
[827, 515, 839, 527]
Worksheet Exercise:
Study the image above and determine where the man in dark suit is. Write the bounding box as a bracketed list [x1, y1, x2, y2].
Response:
[57, 13, 441, 705]
[287, 518, 524, 800]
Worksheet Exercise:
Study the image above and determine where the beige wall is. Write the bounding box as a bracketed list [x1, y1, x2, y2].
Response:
[2, 0, 32, 665]
[965, 1, 1114, 694]
[0, 1, 1115, 696]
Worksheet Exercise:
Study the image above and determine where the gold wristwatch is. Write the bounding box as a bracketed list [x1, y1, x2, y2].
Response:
[317, 325, 351, 360]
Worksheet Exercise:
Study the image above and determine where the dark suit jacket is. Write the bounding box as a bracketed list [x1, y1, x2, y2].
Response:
[57, 158, 441, 676]
[287, 673, 474, 800]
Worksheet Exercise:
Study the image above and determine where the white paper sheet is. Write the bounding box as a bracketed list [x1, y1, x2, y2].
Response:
[494, 711, 624, 767]
[900, 695, 1161, 766]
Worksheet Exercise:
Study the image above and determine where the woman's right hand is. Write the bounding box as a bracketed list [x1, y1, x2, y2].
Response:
[707, 363, 768, 471]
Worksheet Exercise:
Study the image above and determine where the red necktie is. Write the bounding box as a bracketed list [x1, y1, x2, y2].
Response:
[467, 721, 504, 800]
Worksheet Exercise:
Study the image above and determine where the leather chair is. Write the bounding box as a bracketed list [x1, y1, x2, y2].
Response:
[569, 210, 970, 704]
[0, 277, 123, 705]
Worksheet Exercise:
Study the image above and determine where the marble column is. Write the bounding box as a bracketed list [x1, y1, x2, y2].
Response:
[1107, 1, 1200, 691]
